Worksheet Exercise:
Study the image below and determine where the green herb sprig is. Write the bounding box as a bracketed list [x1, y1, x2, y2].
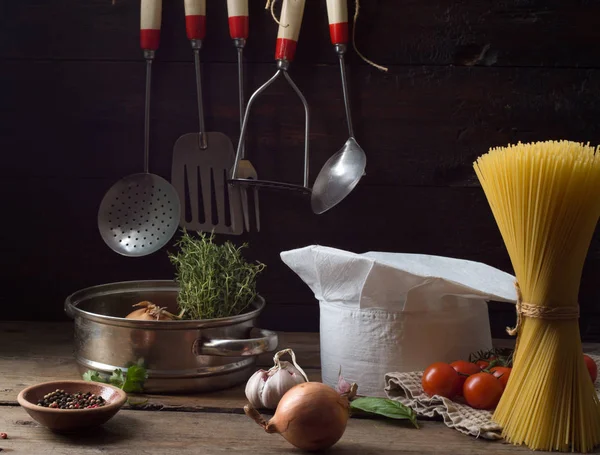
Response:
[83, 364, 148, 394]
[83, 362, 149, 406]
[168, 230, 265, 320]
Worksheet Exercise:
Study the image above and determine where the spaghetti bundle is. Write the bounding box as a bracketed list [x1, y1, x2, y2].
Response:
[473, 140, 600, 452]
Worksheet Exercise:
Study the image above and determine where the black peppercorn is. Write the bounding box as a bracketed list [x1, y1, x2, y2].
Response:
[36, 391, 107, 409]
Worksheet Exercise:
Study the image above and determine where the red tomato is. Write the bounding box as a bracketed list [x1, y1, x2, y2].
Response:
[450, 360, 482, 395]
[463, 372, 504, 410]
[422, 362, 461, 399]
[475, 359, 490, 369]
[584, 354, 598, 383]
[490, 366, 512, 388]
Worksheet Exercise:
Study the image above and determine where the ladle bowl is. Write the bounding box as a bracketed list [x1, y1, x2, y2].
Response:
[310, 137, 366, 214]
[310, 3, 367, 215]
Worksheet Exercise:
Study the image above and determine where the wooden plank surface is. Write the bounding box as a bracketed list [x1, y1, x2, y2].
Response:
[3, 0, 600, 341]
[2, 61, 599, 185]
[0, 322, 322, 409]
[2, 321, 600, 411]
[3, 59, 600, 338]
[0, 406, 552, 455]
[2, 0, 599, 68]
[3, 322, 600, 453]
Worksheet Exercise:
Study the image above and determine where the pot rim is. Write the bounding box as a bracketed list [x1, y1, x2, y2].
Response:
[64, 280, 265, 329]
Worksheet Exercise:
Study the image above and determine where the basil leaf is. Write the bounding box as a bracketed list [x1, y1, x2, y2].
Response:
[120, 365, 148, 393]
[82, 370, 107, 383]
[350, 397, 419, 428]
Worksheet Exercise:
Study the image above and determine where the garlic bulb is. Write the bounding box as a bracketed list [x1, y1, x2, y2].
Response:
[245, 349, 309, 410]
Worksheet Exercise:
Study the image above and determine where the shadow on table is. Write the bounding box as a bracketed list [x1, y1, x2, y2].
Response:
[51, 414, 136, 446]
[277, 444, 416, 455]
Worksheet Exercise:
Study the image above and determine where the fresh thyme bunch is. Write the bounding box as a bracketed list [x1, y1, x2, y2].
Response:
[168, 230, 266, 320]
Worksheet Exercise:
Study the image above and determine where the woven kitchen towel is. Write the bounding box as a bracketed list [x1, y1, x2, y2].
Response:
[384, 353, 600, 440]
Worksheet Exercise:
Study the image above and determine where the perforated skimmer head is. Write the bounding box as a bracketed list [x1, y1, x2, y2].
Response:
[98, 173, 181, 257]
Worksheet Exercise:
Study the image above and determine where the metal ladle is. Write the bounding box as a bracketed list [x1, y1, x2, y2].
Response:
[310, 0, 366, 215]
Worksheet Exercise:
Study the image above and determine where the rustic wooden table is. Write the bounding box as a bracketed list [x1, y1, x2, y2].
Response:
[1, 322, 599, 454]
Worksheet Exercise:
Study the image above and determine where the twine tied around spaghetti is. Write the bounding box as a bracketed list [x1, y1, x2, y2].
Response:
[506, 282, 580, 336]
[264, 0, 388, 72]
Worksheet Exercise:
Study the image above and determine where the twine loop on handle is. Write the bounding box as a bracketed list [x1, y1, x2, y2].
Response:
[507, 282, 580, 336]
[265, 0, 389, 72]
[265, 0, 287, 26]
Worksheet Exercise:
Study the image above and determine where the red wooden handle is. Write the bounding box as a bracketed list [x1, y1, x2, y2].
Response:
[227, 0, 249, 40]
[184, 0, 207, 41]
[326, 0, 348, 45]
[140, 0, 162, 50]
[275, 0, 306, 61]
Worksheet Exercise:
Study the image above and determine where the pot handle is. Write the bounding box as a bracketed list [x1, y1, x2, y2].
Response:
[193, 328, 278, 357]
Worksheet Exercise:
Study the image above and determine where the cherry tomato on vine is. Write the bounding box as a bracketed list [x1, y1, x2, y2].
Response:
[463, 372, 504, 410]
[475, 359, 490, 369]
[450, 360, 481, 394]
[422, 362, 461, 399]
[490, 366, 512, 388]
[584, 354, 598, 383]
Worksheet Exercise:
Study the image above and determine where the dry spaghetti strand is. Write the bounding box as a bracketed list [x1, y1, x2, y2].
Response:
[474, 140, 600, 452]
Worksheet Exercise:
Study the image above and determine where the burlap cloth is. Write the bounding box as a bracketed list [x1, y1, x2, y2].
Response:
[384, 353, 600, 440]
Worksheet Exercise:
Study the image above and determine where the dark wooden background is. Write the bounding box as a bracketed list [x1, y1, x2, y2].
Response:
[2, 0, 600, 340]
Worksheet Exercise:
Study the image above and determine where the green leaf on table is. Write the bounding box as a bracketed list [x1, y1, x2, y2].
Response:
[109, 368, 126, 389]
[127, 397, 150, 407]
[82, 370, 107, 383]
[83, 365, 148, 393]
[350, 397, 419, 428]
[120, 365, 148, 393]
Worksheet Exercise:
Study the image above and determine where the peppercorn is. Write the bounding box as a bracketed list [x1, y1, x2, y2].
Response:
[36, 391, 106, 409]
[0, 433, 7, 439]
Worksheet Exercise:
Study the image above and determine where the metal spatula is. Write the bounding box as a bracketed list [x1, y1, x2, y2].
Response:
[172, 0, 243, 235]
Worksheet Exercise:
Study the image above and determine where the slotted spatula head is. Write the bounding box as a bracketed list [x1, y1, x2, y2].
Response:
[172, 131, 243, 234]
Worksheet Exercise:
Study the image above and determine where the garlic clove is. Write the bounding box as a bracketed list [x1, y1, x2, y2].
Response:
[245, 369, 268, 409]
[261, 368, 307, 409]
[268, 361, 300, 377]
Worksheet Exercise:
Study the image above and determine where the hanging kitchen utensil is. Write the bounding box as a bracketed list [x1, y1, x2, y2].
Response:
[227, 0, 260, 232]
[229, 0, 310, 195]
[310, 0, 366, 215]
[98, 0, 181, 257]
[172, 0, 243, 235]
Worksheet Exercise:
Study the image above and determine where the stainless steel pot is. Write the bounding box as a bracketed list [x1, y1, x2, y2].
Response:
[64, 280, 278, 393]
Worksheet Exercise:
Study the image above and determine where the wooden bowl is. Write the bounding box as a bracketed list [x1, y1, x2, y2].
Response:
[17, 380, 127, 432]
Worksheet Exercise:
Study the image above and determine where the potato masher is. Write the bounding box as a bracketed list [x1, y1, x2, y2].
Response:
[229, 0, 310, 195]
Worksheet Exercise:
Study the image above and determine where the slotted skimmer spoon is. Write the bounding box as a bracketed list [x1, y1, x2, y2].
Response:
[229, 0, 310, 195]
[310, 0, 366, 215]
[227, 0, 260, 232]
[172, 0, 243, 235]
[98, 0, 181, 257]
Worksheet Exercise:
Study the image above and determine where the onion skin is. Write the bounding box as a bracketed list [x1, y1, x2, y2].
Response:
[244, 382, 350, 451]
[125, 301, 178, 321]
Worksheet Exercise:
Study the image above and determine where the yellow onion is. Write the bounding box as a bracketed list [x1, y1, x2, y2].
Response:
[244, 382, 354, 451]
[125, 301, 179, 321]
